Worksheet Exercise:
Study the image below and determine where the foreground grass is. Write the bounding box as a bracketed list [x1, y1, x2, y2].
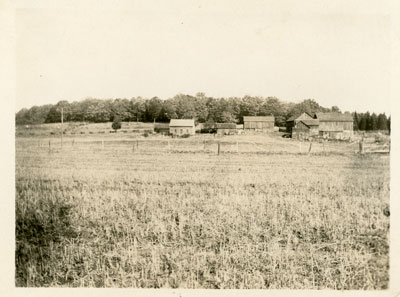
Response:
[15, 136, 390, 289]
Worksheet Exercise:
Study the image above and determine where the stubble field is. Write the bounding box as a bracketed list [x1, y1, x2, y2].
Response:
[15, 133, 390, 289]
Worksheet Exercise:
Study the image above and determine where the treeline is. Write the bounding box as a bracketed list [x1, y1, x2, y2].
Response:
[353, 112, 391, 132]
[16, 93, 390, 131]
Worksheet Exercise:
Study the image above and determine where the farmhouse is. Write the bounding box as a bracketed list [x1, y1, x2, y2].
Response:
[315, 112, 353, 139]
[215, 123, 237, 135]
[169, 119, 195, 136]
[243, 116, 275, 132]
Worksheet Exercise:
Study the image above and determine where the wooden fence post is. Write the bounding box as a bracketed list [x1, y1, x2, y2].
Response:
[72, 139, 75, 147]
[218, 142, 220, 155]
[48, 140, 51, 153]
[308, 142, 313, 154]
[359, 140, 364, 154]
[236, 140, 239, 153]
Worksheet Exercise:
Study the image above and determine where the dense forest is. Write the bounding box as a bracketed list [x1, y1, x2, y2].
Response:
[15, 93, 390, 131]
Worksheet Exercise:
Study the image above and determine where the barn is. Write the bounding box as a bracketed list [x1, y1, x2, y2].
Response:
[291, 119, 319, 140]
[169, 119, 195, 136]
[215, 123, 237, 135]
[315, 112, 353, 139]
[286, 112, 314, 134]
[243, 116, 275, 132]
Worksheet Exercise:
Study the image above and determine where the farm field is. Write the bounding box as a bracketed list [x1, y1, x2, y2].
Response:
[15, 132, 390, 289]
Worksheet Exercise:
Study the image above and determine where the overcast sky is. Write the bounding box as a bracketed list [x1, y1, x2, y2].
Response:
[15, 0, 395, 114]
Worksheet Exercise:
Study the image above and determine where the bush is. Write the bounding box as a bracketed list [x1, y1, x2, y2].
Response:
[112, 117, 122, 132]
[143, 132, 149, 137]
[181, 134, 191, 138]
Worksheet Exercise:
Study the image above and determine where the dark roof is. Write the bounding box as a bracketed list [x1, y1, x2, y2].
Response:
[215, 123, 237, 129]
[315, 112, 353, 122]
[243, 116, 274, 122]
[154, 123, 170, 129]
[169, 119, 195, 127]
[299, 119, 319, 126]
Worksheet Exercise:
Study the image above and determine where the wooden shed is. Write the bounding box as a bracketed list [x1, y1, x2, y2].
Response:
[169, 119, 195, 136]
[215, 123, 237, 135]
[243, 116, 275, 132]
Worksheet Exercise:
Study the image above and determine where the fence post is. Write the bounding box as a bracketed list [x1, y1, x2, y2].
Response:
[102, 139, 104, 149]
[218, 142, 220, 155]
[236, 140, 239, 153]
[137, 140, 139, 149]
[308, 142, 313, 154]
[359, 140, 364, 155]
[72, 138, 75, 147]
[48, 140, 51, 153]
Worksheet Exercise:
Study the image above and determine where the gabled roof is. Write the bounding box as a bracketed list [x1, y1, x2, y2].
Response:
[243, 116, 274, 122]
[215, 123, 236, 129]
[315, 112, 353, 122]
[169, 119, 195, 127]
[299, 119, 319, 127]
[287, 112, 315, 122]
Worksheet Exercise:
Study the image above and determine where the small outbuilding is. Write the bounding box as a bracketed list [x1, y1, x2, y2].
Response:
[154, 123, 170, 135]
[169, 119, 195, 136]
[215, 123, 237, 135]
[243, 116, 275, 132]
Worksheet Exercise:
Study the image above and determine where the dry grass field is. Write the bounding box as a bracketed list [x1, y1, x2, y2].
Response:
[15, 131, 390, 289]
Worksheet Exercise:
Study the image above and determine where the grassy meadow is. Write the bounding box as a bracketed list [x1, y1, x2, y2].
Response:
[15, 130, 390, 289]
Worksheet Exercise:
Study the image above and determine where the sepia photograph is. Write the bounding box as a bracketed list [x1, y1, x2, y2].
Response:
[2, 0, 400, 295]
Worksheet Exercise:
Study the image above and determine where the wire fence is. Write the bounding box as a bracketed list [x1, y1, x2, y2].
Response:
[16, 134, 390, 156]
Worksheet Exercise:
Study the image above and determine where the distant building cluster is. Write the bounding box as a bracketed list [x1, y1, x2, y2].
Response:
[286, 112, 353, 140]
[155, 112, 353, 140]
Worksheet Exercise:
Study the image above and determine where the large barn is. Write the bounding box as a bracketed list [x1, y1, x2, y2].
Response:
[315, 112, 353, 139]
[287, 112, 353, 139]
[169, 119, 195, 136]
[243, 116, 275, 132]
